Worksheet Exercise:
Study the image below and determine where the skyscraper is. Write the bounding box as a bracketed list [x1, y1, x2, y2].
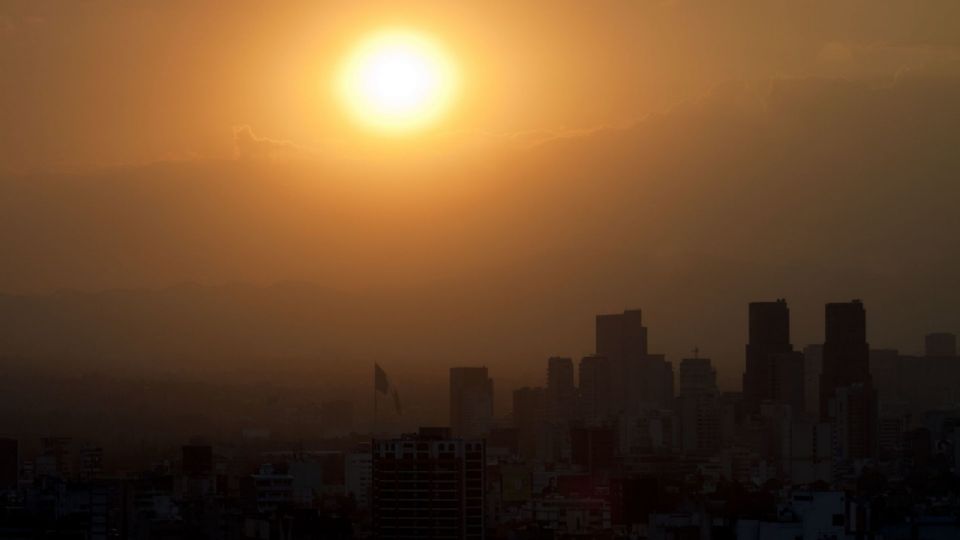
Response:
[819, 300, 877, 460]
[596, 309, 648, 362]
[570, 426, 616, 472]
[820, 301, 870, 418]
[577, 355, 611, 421]
[372, 427, 485, 539]
[803, 345, 824, 417]
[595, 310, 673, 415]
[677, 357, 717, 396]
[512, 386, 545, 461]
[743, 300, 793, 413]
[772, 351, 806, 416]
[596, 310, 648, 413]
[450, 367, 494, 439]
[676, 358, 721, 455]
[546, 356, 575, 422]
[632, 353, 675, 413]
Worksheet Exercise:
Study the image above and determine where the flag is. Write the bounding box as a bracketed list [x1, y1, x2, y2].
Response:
[392, 388, 402, 415]
[374, 364, 402, 415]
[375, 363, 389, 394]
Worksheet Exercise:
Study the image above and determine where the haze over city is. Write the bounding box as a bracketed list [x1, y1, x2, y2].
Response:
[2, 1, 960, 538]
[4, 1, 960, 391]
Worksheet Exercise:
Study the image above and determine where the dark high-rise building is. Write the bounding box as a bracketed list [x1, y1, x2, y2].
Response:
[0, 438, 17, 491]
[820, 301, 870, 418]
[742, 300, 793, 413]
[578, 355, 611, 420]
[595, 310, 673, 415]
[677, 358, 721, 455]
[925, 332, 957, 358]
[630, 353, 675, 413]
[819, 300, 877, 460]
[570, 426, 616, 473]
[512, 387, 545, 460]
[596, 309, 648, 362]
[803, 345, 824, 416]
[546, 356, 575, 421]
[772, 351, 806, 416]
[450, 367, 494, 438]
[677, 357, 717, 396]
[596, 310, 648, 413]
[833, 383, 879, 462]
[372, 427, 485, 540]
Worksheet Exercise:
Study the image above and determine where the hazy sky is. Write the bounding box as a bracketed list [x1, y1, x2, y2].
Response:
[4, 0, 959, 170]
[2, 1, 960, 389]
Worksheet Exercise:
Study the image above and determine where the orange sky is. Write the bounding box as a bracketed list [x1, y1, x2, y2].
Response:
[2, 1, 960, 389]
[3, 1, 959, 171]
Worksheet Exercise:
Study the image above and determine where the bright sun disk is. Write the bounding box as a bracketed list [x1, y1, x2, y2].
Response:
[338, 30, 458, 135]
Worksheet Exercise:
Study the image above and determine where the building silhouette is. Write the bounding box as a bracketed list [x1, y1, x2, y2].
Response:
[512, 386, 545, 461]
[546, 357, 576, 423]
[803, 345, 824, 417]
[742, 300, 793, 414]
[596, 310, 647, 414]
[676, 357, 721, 455]
[596, 310, 674, 415]
[372, 427, 485, 540]
[772, 351, 806, 416]
[449, 367, 494, 439]
[578, 355, 610, 421]
[820, 300, 877, 460]
[570, 426, 616, 473]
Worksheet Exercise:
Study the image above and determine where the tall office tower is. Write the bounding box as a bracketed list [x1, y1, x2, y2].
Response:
[833, 383, 879, 462]
[512, 387, 545, 461]
[578, 355, 611, 421]
[820, 301, 870, 418]
[372, 427, 485, 540]
[742, 300, 793, 414]
[596, 309, 648, 360]
[570, 426, 616, 472]
[676, 358, 721, 455]
[925, 332, 957, 357]
[772, 351, 806, 416]
[819, 300, 877, 460]
[677, 357, 717, 396]
[0, 438, 17, 491]
[634, 354, 675, 412]
[803, 345, 824, 416]
[596, 310, 648, 413]
[450, 367, 494, 439]
[546, 357, 576, 422]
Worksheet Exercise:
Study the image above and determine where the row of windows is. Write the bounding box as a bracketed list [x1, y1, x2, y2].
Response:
[375, 441, 482, 453]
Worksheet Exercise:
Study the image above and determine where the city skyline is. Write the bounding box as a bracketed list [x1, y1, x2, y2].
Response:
[3, 3, 960, 394]
[3, 1, 960, 537]
[3, 299, 959, 537]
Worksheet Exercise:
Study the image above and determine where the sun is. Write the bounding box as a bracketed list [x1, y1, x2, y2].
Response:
[338, 30, 459, 135]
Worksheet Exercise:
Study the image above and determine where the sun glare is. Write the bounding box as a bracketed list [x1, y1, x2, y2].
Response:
[338, 30, 458, 135]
